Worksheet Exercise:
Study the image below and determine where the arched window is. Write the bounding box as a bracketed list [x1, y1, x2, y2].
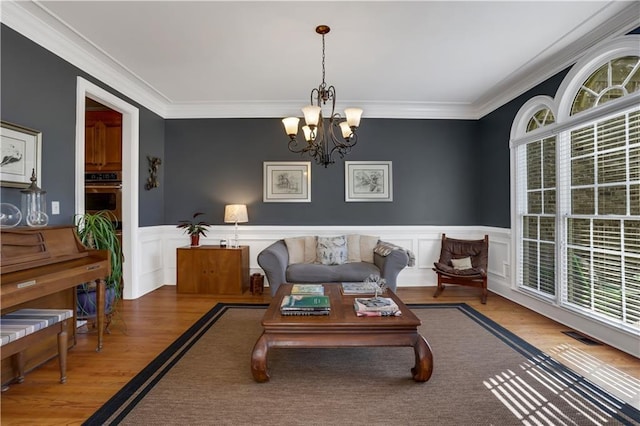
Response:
[571, 56, 640, 114]
[511, 36, 640, 334]
[512, 97, 558, 297]
[526, 107, 556, 132]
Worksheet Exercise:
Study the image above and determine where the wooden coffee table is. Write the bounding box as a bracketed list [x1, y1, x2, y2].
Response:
[251, 283, 433, 382]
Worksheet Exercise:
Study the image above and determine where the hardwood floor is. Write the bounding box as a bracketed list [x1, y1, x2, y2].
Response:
[1, 285, 638, 425]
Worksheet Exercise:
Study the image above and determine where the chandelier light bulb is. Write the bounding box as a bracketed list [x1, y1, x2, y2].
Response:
[302, 105, 321, 127]
[302, 125, 314, 142]
[282, 117, 300, 137]
[339, 121, 352, 139]
[344, 108, 363, 128]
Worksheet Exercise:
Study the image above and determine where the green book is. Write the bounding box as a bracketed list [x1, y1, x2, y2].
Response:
[280, 295, 331, 311]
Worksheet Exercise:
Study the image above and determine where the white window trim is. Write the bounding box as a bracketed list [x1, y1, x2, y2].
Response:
[510, 35, 640, 347]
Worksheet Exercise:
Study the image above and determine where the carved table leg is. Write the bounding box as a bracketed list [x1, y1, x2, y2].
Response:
[411, 334, 433, 382]
[251, 333, 270, 382]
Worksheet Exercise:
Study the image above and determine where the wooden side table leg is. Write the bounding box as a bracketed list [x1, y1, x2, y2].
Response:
[57, 319, 68, 384]
[411, 334, 433, 382]
[251, 333, 270, 382]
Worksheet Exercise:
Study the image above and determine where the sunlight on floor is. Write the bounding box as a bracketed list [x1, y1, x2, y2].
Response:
[548, 343, 640, 410]
[483, 364, 622, 425]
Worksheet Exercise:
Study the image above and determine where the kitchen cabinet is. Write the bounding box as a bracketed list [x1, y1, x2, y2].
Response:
[177, 245, 250, 294]
[85, 110, 122, 171]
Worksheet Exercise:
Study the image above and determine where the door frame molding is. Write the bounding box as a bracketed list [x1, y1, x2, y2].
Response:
[75, 77, 140, 300]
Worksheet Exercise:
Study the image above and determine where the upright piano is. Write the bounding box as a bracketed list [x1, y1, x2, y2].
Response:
[1, 226, 110, 381]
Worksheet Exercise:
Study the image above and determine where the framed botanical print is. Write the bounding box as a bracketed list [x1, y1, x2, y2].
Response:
[263, 161, 311, 202]
[345, 161, 393, 202]
[0, 121, 42, 188]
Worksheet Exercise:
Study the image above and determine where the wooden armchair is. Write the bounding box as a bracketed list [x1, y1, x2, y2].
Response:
[432, 234, 489, 303]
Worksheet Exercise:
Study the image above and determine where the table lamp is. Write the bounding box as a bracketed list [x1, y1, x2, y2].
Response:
[224, 204, 248, 248]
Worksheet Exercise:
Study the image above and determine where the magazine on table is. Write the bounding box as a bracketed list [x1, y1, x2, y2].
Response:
[341, 282, 378, 295]
[290, 284, 325, 295]
[353, 306, 401, 317]
[353, 297, 399, 312]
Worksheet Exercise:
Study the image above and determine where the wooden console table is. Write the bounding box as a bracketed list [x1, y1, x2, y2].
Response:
[176, 245, 249, 295]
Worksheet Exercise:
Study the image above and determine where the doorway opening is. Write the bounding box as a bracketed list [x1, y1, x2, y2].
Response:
[75, 77, 139, 300]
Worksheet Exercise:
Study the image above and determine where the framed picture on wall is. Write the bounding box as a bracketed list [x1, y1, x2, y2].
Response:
[0, 121, 42, 188]
[345, 161, 393, 202]
[263, 161, 311, 202]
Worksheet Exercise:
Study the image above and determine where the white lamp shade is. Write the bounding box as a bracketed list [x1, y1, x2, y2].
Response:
[339, 121, 352, 138]
[302, 105, 321, 127]
[302, 125, 314, 141]
[224, 204, 248, 223]
[344, 108, 363, 128]
[282, 117, 300, 136]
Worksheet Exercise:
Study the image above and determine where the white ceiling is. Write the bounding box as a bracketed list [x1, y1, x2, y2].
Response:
[2, 1, 639, 119]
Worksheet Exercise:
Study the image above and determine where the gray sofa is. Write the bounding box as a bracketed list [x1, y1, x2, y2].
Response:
[257, 239, 410, 296]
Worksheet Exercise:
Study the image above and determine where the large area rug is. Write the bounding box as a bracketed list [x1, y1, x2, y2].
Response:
[86, 303, 640, 425]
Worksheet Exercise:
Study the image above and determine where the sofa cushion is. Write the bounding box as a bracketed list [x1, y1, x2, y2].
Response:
[303, 236, 317, 263]
[284, 236, 317, 264]
[317, 236, 348, 265]
[284, 237, 305, 264]
[287, 262, 380, 283]
[346, 234, 379, 263]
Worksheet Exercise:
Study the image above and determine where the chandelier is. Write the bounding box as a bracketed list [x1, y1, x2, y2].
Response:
[282, 25, 363, 167]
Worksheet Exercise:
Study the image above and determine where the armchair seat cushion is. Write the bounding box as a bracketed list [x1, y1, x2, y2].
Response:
[434, 262, 486, 278]
[287, 262, 380, 283]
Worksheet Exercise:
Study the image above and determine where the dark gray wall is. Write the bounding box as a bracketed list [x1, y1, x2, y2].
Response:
[3, 22, 583, 230]
[164, 118, 478, 226]
[0, 25, 165, 227]
[476, 69, 570, 227]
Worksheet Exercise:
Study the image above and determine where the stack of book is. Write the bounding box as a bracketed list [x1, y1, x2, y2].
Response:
[353, 297, 401, 317]
[280, 295, 331, 316]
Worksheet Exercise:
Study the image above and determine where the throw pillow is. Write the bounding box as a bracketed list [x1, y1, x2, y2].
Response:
[317, 235, 348, 265]
[284, 237, 305, 265]
[451, 256, 473, 270]
[360, 235, 379, 263]
[346, 234, 362, 263]
[304, 236, 317, 263]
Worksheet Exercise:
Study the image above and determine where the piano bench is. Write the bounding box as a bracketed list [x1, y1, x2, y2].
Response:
[0, 309, 73, 387]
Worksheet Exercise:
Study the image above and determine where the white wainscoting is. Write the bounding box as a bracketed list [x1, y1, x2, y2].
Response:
[131, 224, 639, 356]
[131, 225, 511, 299]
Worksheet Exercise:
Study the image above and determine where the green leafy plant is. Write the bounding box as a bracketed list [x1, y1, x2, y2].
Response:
[74, 210, 123, 317]
[177, 212, 210, 237]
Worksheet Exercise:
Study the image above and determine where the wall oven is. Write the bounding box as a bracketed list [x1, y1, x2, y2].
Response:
[85, 172, 122, 229]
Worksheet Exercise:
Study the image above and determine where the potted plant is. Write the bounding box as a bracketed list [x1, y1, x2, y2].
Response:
[74, 210, 123, 320]
[177, 212, 210, 246]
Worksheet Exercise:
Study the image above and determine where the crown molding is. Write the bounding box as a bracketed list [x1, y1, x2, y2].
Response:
[162, 100, 478, 120]
[1, 1, 170, 117]
[473, 2, 640, 119]
[2, 1, 638, 121]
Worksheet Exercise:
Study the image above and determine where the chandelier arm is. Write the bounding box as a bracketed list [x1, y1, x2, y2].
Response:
[288, 137, 313, 154]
